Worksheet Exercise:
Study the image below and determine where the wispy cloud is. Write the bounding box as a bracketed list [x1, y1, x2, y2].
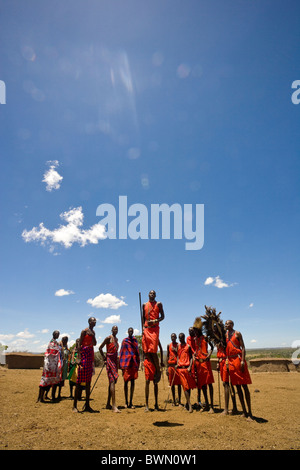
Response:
[87, 293, 127, 310]
[55, 289, 74, 297]
[204, 275, 236, 289]
[42, 160, 63, 191]
[22, 206, 107, 249]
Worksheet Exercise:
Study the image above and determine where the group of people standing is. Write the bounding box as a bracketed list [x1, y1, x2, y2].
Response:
[166, 320, 253, 420]
[37, 290, 253, 421]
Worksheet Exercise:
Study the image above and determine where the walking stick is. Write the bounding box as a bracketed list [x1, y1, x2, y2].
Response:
[164, 366, 178, 410]
[139, 292, 143, 334]
[161, 365, 166, 390]
[90, 363, 105, 396]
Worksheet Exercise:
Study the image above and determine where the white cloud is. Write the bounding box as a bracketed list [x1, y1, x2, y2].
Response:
[22, 206, 107, 249]
[42, 160, 63, 191]
[250, 339, 257, 344]
[0, 333, 14, 342]
[87, 293, 127, 310]
[204, 275, 235, 289]
[102, 315, 121, 324]
[214, 276, 231, 289]
[55, 288, 74, 297]
[249, 303, 254, 308]
[204, 277, 214, 286]
[16, 329, 35, 339]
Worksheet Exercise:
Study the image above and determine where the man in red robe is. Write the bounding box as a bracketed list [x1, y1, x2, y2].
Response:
[73, 317, 97, 413]
[142, 290, 165, 383]
[193, 326, 215, 413]
[176, 333, 196, 413]
[225, 320, 253, 421]
[166, 333, 182, 406]
[119, 327, 140, 408]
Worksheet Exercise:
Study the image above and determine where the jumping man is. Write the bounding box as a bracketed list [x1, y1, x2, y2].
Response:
[142, 290, 165, 383]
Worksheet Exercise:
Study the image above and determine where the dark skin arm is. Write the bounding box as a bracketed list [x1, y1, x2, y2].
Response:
[187, 344, 193, 372]
[99, 336, 111, 363]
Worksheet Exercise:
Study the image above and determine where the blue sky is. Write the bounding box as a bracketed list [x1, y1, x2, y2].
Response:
[0, 0, 299, 354]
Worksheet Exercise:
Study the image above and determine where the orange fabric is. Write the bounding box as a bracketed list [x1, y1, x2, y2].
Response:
[144, 301, 160, 327]
[177, 343, 196, 391]
[142, 301, 160, 353]
[226, 331, 251, 385]
[122, 366, 138, 382]
[144, 358, 156, 381]
[168, 343, 178, 365]
[167, 366, 181, 386]
[177, 343, 191, 368]
[217, 345, 229, 383]
[177, 368, 196, 391]
[194, 336, 214, 387]
[186, 336, 197, 379]
[186, 335, 196, 353]
[167, 342, 181, 385]
[142, 325, 159, 353]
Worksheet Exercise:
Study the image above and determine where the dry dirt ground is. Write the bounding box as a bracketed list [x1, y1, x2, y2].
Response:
[0, 367, 299, 451]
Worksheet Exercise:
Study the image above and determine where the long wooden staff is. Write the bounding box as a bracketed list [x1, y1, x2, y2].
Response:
[217, 366, 221, 409]
[139, 292, 143, 334]
[164, 365, 178, 409]
[90, 363, 105, 396]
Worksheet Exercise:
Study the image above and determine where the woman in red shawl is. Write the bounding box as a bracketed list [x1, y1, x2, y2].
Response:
[99, 325, 121, 413]
[37, 330, 62, 403]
